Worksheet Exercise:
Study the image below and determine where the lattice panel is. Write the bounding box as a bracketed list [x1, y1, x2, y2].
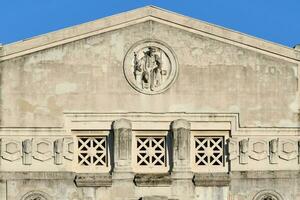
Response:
[136, 136, 166, 168]
[194, 136, 224, 166]
[77, 136, 107, 167]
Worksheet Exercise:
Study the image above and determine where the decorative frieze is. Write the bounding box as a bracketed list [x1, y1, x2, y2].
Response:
[278, 139, 298, 161]
[249, 139, 268, 161]
[0, 117, 300, 176]
[33, 139, 53, 161]
[0, 137, 74, 167]
[1, 139, 22, 161]
[229, 137, 300, 167]
[63, 137, 74, 161]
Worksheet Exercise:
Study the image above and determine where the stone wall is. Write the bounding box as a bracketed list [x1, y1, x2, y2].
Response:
[0, 21, 299, 128]
[0, 6, 300, 200]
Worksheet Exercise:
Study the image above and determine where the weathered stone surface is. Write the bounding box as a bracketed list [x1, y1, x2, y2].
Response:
[134, 173, 172, 187]
[0, 5, 299, 200]
[74, 173, 112, 187]
[193, 173, 230, 187]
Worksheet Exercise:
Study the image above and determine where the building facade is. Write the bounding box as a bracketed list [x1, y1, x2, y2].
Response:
[0, 6, 299, 200]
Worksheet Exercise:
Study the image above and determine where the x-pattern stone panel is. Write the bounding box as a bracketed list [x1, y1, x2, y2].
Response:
[78, 136, 107, 167]
[194, 136, 224, 167]
[136, 136, 166, 169]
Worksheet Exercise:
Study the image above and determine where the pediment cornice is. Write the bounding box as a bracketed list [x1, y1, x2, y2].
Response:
[1, 6, 299, 62]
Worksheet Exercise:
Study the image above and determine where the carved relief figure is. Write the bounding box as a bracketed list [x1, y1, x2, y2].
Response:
[124, 41, 177, 94]
[261, 196, 277, 200]
[133, 47, 165, 91]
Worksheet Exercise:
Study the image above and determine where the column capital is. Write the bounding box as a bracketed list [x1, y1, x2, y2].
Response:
[171, 119, 190, 130]
[113, 118, 132, 130]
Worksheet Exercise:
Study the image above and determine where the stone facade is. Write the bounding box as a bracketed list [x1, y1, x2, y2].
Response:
[0, 6, 299, 200]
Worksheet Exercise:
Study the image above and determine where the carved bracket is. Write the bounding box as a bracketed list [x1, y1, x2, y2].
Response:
[74, 173, 112, 187]
[228, 138, 238, 160]
[269, 139, 279, 164]
[193, 173, 230, 187]
[239, 139, 249, 164]
[22, 139, 32, 165]
[134, 173, 171, 187]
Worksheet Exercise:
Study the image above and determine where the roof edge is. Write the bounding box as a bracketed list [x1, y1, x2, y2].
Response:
[1, 6, 299, 62]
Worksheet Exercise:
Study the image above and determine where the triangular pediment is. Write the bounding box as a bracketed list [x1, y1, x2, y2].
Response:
[0, 6, 299, 61]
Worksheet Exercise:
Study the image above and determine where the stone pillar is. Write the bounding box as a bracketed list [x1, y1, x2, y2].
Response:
[113, 118, 133, 177]
[171, 119, 194, 200]
[171, 119, 191, 172]
[112, 119, 135, 200]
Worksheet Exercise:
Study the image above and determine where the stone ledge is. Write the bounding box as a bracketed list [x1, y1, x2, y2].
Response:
[193, 173, 230, 187]
[230, 170, 300, 179]
[74, 173, 112, 187]
[0, 172, 75, 180]
[134, 173, 172, 187]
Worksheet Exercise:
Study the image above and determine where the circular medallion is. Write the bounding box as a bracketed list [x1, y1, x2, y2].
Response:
[253, 190, 283, 200]
[123, 40, 178, 95]
[21, 191, 51, 200]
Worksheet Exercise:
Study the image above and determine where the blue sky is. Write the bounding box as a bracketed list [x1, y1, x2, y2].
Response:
[1, 0, 299, 47]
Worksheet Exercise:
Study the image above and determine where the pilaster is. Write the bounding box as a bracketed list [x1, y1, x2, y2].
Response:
[113, 118, 134, 180]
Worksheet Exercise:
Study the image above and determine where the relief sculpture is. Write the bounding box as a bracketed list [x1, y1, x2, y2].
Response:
[124, 41, 177, 94]
[133, 47, 165, 91]
[21, 191, 50, 200]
